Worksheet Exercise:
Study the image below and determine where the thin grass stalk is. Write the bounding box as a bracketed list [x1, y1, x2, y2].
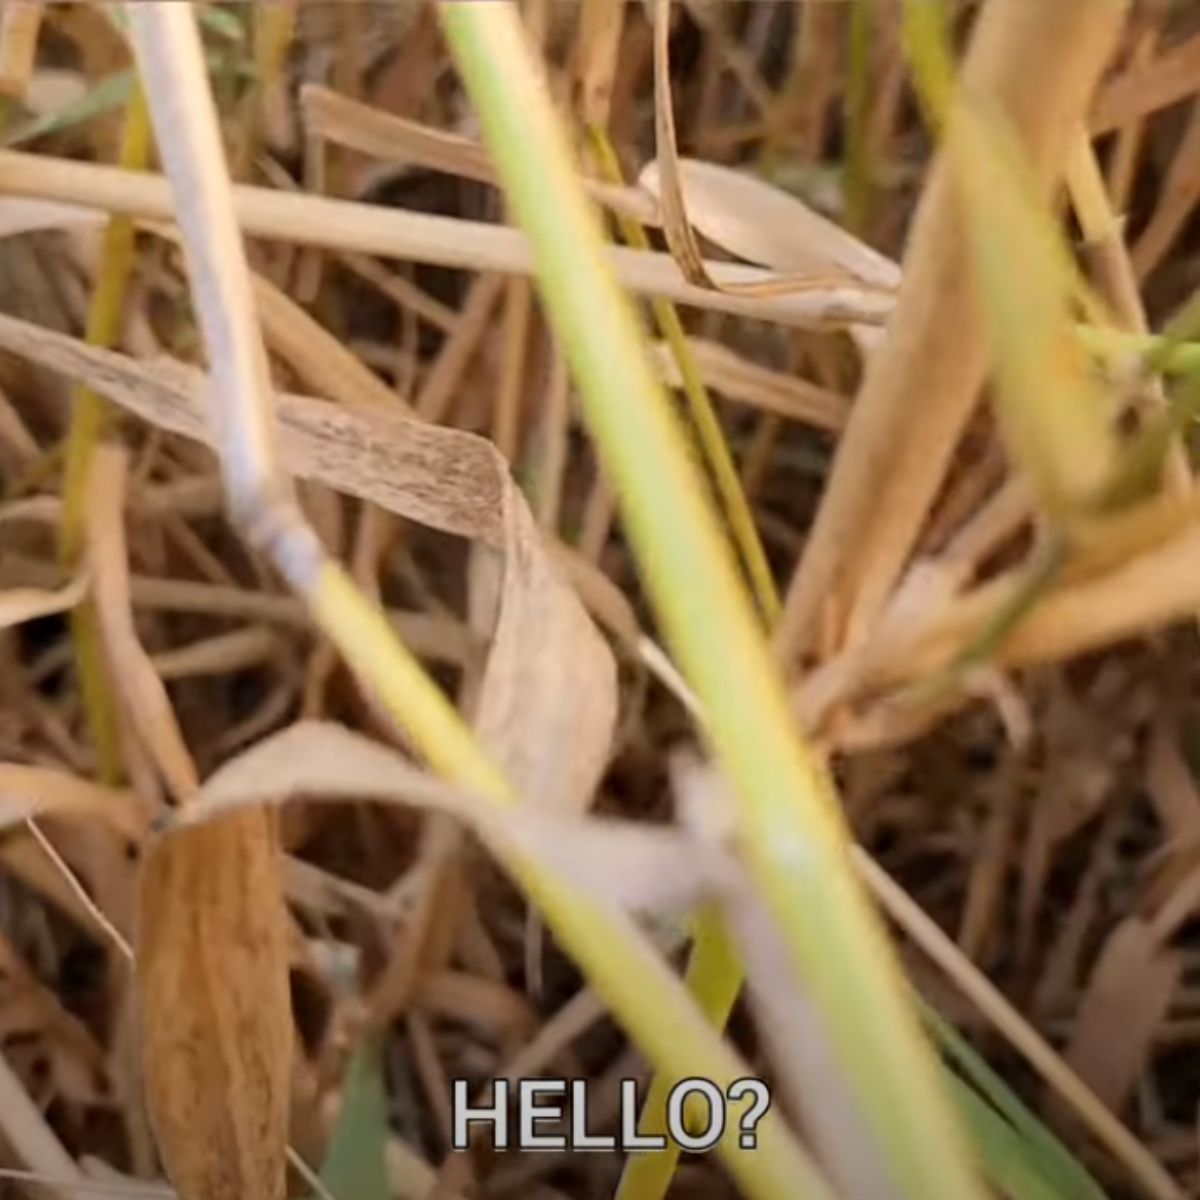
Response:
[126, 9, 832, 1199]
[58, 85, 152, 783]
[587, 114, 782, 1172]
[441, 7, 984, 1199]
[306, 576, 834, 1200]
[615, 907, 741, 1200]
[587, 127, 778, 624]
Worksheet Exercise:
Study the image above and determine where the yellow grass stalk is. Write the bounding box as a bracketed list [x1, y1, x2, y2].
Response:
[58, 86, 152, 783]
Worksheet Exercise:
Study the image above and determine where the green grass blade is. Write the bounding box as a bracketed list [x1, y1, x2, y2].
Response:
[317, 1034, 391, 1200]
[926, 1008, 1110, 1200]
[441, 7, 985, 1199]
[4, 68, 136, 147]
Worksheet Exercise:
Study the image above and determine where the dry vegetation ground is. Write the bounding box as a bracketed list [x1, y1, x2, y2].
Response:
[0, 1, 1199, 1199]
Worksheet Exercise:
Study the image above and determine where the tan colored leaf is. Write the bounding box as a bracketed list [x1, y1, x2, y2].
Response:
[1064, 917, 1180, 1112]
[137, 810, 292, 1200]
[473, 495, 617, 813]
[0, 316, 617, 815]
[0, 571, 88, 628]
[638, 158, 901, 292]
[179, 720, 461, 822]
[177, 720, 703, 919]
[0, 765, 143, 839]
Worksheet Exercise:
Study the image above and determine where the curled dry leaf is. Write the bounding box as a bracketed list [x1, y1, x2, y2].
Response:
[638, 157, 901, 292]
[137, 809, 292, 1200]
[0, 314, 618, 815]
[473, 494, 617, 813]
[645, 0, 896, 324]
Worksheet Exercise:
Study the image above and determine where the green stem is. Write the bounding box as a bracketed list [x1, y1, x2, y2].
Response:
[441, 8, 984, 1199]
[587, 128, 778, 626]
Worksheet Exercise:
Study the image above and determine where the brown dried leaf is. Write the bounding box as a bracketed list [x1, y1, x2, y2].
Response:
[137, 810, 292, 1200]
[0, 765, 143, 839]
[1063, 917, 1180, 1113]
[0, 316, 617, 815]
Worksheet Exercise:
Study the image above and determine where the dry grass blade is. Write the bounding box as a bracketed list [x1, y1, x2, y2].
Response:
[776, 0, 1129, 662]
[651, 336, 850, 430]
[1090, 29, 1200, 134]
[300, 81, 497, 186]
[173, 721, 458, 823]
[647, 11, 883, 308]
[249, 269, 408, 414]
[0, 314, 506, 541]
[136, 809, 292, 1200]
[85, 441, 197, 803]
[300, 83, 657, 226]
[0, 151, 893, 330]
